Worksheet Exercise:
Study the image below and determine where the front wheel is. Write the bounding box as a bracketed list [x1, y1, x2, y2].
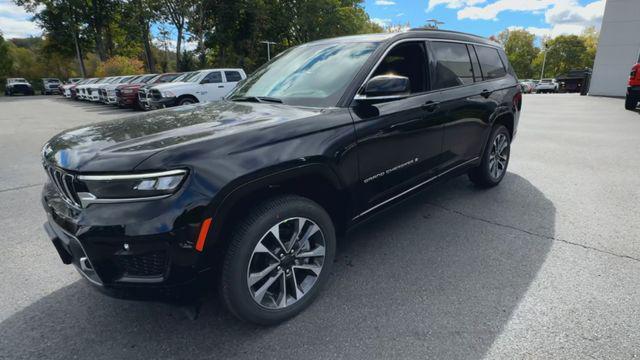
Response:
[469, 124, 511, 188]
[220, 195, 336, 325]
[178, 96, 196, 106]
[625, 93, 638, 110]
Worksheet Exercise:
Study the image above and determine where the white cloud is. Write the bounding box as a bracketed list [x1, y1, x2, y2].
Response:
[459, 0, 605, 38]
[427, 0, 486, 12]
[152, 38, 198, 52]
[0, 3, 42, 39]
[0, 15, 41, 39]
[375, 0, 396, 5]
[371, 18, 392, 27]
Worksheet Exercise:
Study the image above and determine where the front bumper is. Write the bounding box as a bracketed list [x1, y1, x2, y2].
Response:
[628, 86, 640, 96]
[148, 96, 177, 109]
[41, 182, 214, 300]
[118, 92, 139, 107]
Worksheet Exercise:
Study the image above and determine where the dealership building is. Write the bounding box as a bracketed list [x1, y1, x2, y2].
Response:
[589, 0, 640, 97]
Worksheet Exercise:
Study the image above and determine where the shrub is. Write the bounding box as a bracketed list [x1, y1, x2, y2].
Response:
[96, 56, 145, 76]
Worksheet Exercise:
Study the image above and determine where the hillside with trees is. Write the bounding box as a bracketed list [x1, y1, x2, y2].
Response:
[0, 0, 383, 82]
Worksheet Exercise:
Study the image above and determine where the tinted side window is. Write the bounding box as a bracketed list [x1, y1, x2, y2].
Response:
[224, 71, 242, 82]
[469, 45, 483, 82]
[203, 71, 222, 83]
[475, 45, 507, 79]
[432, 42, 474, 89]
[371, 41, 427, 93]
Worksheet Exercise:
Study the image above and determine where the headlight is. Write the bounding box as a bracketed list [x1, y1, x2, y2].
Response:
[161, 90, 175, 98]
[76, 169, 187, 206]
[122, 89, 134, 94]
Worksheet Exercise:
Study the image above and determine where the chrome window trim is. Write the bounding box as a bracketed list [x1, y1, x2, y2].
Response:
[77, 169, 187, 181]
[353, 37, 506, 101]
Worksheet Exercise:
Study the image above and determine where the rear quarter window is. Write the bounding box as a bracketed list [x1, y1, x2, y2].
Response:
[475, 45, 507, 80]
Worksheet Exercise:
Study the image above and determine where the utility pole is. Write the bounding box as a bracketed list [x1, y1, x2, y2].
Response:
[261, 41, 276, 61]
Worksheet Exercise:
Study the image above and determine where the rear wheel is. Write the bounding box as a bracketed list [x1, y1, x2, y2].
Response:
[625, 93, 638, 110]
[469, 124, 511, 188]
[220, 195, 336, 325]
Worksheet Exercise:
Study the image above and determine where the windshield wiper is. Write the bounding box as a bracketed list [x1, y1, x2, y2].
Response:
[230, 96, 283, 104]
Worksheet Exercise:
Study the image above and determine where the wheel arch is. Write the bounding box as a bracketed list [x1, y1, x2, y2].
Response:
[177, 94, 199, 104]
[206, 163, 352, 255]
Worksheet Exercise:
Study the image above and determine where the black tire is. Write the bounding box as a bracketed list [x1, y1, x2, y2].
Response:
[178, 96, 196, 106]
[220, 195, 336, 325]
[625, 94, 638, 110]
[469, 124, 511, 188]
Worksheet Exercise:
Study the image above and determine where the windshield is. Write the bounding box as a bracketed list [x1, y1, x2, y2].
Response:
[9, 78, 27, 83]
[139, 74, 157, 83]
[229, 42, 379, 107]
[171, 72, 192, 82]
[118, 76, 134, 83]
[184, 71, 205, 83]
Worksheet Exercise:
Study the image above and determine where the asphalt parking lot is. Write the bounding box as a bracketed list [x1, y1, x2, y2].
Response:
[1, 94, 639, 359]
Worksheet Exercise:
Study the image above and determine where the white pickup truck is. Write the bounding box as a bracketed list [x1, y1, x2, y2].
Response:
[147, 68, 246, 108]
[535, 78, 559, 93]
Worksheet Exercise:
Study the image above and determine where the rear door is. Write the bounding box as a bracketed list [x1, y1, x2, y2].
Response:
[428, 41, 496, 169]
[222, 70, 244, 96]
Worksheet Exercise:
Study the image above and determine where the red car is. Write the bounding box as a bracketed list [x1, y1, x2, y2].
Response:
[626, 62, 640, 110]
[116, 73, 180, 109]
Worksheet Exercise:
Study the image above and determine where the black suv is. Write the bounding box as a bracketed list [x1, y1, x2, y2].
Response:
[41, 29, 521, 325]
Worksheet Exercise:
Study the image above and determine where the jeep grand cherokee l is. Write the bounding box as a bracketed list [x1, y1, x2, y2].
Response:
[41, 29, 521, 325]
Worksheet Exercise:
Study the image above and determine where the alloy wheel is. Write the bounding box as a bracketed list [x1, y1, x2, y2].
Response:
[488, 133, 509, 180]
[247, 217, 326, 309]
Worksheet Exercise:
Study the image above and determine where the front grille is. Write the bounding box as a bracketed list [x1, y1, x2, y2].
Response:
[115, 89, 122, 97]
[45, 165, 81, 208]
[150, 89, 162, 100]
[12, 84, 30, 92]
[116, 251, 168, 277]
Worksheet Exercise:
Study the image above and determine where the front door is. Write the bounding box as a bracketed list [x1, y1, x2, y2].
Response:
[351, 41, 447, 213]
[199, 71, 226, 102]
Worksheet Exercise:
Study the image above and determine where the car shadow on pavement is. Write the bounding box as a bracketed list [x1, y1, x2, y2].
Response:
[0, 173, 555, 360]
[52, 97, 140, 115]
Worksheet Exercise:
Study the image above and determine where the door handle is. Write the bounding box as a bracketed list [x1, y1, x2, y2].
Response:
[218, 85, 224, 88]
[480, 89, 493, 98]
[422, 101, 440, 112]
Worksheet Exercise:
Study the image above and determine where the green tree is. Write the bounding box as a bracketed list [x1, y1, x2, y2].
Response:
[497, 29, 539, 79]
[539, 35, 589, 78]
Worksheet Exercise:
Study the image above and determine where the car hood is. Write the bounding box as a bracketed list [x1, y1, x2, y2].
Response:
[150, 82, 190, 91]
[118, 83, 142, 90]
[42, 101, 324, 172]
[9, 82, 31, 86]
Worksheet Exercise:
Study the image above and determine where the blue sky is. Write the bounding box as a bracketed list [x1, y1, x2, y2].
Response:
[1, 0, 605, 42]
[364, 0, 605, 38]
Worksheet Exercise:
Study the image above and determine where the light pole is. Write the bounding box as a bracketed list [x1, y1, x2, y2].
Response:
[425, 19, 444, 29]
[540, 43, 555, 80]
[261, 41, 277, 61]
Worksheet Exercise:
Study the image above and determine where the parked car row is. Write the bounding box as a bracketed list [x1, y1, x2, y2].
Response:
[59, 68, 247, 110]
[518, 78, 560, 94]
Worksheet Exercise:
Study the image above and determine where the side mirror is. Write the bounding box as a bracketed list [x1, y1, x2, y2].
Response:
[355, 75, 410, 101]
